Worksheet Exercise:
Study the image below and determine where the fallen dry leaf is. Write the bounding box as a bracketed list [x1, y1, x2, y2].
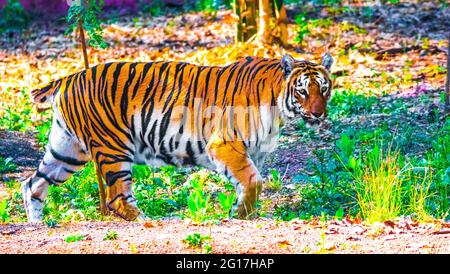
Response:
[276, 240, 291, 249]
[383, 220, 396, 229]
[143, 221, 161, 228]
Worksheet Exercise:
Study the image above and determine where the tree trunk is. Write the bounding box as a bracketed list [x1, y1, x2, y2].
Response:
[445, 32, 450, 116]
[258, 0, 272, 44]
[245, 0, 258, 41]
[234, 0, 243, 43]
[78, 19, 89, 70]
[234, 0, 289, 45]
[234, 0, 257, 43]
[274, 0, 288, 46]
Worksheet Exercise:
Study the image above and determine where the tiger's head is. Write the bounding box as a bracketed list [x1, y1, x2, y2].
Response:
[278, 53, 333, 127]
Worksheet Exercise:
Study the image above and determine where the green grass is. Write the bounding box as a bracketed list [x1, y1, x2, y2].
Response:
[351, 145, 405, 223]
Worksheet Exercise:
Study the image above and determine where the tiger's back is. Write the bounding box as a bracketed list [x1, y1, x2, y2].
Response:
[55, 58, 283, 169]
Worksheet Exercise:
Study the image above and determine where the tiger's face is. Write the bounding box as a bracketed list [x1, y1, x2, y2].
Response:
[279, 53, 333, 127]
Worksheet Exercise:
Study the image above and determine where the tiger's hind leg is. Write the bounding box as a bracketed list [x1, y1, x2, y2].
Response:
[93, 151, 143, 221]
[22, 118, 89, 222]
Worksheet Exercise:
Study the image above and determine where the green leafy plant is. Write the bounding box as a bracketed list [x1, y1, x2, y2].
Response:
[405, 167, 434, 221]
[140, 0, 164, 16]
[217, 191, 235, 218]
[294, 12, 310, 44]
[328, 90, 378, 119]
[266, 169, 283, 192]
[66, 0, 107, 49]
[65, 234, 86, 243]
[334, 207, 344, 220]
[0, 0, 30, 33]
[276, 147, 354, 221]
[103, 230, 118, 241]
[318, 0, 343, 5]
[0, 199, 11, 223]
[336, 137, 437, 222]
[187, 176, 211, 223]
[438, 0, 448, 8]
[0, 157, 17, 174]
[294, 13, 332, 44]
[196, 0, 218, 13]
[1, 181, 26, 222]
[44, 162, 101, 221]
[36, 118, 52, 149]
[425, 120, 450, 219]
[183, 233, 212, 254]
[133, 165, 189, 218]
[45, 218, 58, 228]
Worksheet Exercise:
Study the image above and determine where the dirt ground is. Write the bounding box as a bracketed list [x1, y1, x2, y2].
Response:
[0, 131, 43, 181]
[1, 218, 449, 254]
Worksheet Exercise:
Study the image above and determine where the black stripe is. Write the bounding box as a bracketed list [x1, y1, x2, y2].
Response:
[31, 197, 44, 203]
[50, 148, 86, 166]
[105, 170, 132, 187]
[36, 170, 64, 185]
[184, 141, 196, 166]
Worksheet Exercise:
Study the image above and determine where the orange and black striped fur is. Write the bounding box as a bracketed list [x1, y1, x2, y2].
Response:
[22, 54, 333, 221]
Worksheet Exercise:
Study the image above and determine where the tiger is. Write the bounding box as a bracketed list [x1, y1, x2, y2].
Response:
[22, 53, 333, 222]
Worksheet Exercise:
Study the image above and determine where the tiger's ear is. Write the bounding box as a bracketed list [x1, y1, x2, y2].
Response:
[281, 54, 295, 78]
[321, 52, 333, 71]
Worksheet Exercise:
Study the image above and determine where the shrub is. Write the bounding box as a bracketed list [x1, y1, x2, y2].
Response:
[0, 0, 30, 33]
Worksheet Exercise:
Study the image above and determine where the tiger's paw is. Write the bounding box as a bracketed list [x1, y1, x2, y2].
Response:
[21, 180, 44, 223]
[108, 197, 142, 221]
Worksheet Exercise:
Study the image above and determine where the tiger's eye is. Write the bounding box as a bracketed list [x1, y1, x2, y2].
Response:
[297, 88, 306, 96]
[321, 87, 327, 93]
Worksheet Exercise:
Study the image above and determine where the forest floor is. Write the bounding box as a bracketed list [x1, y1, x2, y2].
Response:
[1, 1, 450, 254]
[1, 219, 450, 254]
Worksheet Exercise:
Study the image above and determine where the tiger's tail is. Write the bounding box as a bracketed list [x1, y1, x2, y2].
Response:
[31, 78, 64, 104]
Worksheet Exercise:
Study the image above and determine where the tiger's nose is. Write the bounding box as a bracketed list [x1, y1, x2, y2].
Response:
[311, 111, 323, 118]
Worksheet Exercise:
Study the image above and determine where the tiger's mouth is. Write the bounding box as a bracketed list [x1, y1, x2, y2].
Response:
[301, 114, 326, 128]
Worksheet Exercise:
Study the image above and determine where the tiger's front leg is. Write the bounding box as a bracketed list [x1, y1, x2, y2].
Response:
[206, 136, 263, 219]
